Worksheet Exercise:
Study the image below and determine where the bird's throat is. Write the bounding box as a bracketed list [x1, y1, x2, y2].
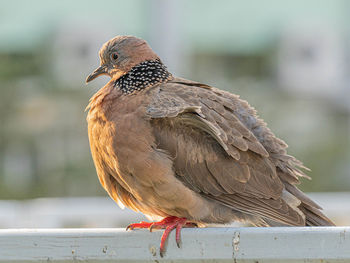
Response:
[115, 59, 172, 94]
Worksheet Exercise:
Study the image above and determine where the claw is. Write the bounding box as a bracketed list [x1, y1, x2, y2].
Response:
[126, 221, 153, 231]
[175, 223, 183, 248]
[160, 249, 165, 258]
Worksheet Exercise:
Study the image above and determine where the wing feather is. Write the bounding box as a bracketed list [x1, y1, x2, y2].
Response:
[146, 79, 308, 225]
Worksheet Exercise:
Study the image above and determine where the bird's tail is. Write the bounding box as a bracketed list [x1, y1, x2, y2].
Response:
[258, 184, 336, 227]
[258, 204, 335, 227]
[299, 203, 335, 226]
[283, 182, 335, 226]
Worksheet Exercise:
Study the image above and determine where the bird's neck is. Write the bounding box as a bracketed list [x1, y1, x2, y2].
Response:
[114, 59, 172, 94]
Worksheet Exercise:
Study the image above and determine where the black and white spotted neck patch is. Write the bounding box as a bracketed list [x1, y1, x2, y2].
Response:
[115, 59, 172, 94]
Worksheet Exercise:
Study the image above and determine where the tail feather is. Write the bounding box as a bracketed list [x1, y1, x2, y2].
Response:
[282, 181, 335, 226]
[300, 203, 335, 226]
[283, 181, 322, 210]
[258, 204, 335, 227]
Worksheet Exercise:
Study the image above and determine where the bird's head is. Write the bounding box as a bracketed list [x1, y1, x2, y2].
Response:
[86, 36, 160, 83]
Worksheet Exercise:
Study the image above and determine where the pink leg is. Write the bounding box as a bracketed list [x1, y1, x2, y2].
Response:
[126, 216, 197, 257]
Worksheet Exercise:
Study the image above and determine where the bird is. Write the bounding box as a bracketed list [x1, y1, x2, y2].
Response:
[85, 35, 335, 256]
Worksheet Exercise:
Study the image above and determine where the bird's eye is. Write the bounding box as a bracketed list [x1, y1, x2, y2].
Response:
[111, 52, 118, 61]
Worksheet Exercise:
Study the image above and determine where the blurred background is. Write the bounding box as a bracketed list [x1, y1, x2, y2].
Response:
[0, 0, 349, 227]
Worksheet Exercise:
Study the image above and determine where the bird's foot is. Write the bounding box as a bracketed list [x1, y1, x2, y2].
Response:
[126, 216, 197, 257]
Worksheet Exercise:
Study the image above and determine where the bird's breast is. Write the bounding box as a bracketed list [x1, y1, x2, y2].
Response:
[87, 92, 159, 193]
[88, 94, 155, 169]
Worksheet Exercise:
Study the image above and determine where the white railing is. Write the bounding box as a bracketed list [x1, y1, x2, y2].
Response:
[0, 227, 349, 262]
[0, 193, 349, 262]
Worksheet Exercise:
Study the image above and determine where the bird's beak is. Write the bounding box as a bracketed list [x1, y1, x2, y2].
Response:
[86, 65, 108, 83]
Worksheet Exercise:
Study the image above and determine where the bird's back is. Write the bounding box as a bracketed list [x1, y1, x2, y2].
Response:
[147, 77, 334, 226]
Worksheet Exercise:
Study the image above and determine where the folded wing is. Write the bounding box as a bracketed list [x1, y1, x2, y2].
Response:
[146, 78, 311, 226]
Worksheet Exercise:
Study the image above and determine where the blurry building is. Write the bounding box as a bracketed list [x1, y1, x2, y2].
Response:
[0, 0, 349, 200]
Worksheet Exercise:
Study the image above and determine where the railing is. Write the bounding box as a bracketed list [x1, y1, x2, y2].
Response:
[0, 227, 349, 262]
[0, 194, 349, 261]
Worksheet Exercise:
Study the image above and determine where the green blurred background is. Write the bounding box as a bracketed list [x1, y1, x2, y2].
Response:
[0, 0, 349, 201]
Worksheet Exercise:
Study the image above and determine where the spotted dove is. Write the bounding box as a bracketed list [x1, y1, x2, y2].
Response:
[85, 35, 335, 256]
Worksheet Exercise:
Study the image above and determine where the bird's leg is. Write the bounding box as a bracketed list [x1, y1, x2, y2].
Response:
[126, 216, 197, 257]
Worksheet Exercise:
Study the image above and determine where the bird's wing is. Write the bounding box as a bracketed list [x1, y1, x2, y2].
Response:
[147, 78, 269, 160]
[146, 78, 305, 225]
